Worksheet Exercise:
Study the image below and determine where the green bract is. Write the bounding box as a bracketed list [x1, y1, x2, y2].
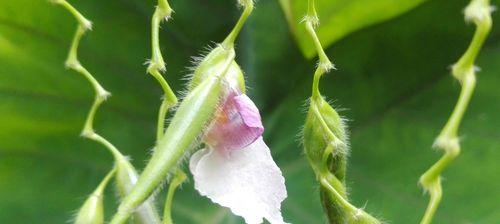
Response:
[189, 46, 245, 92]
[110, 48, 235, 224]
[226, 61, 246, 93]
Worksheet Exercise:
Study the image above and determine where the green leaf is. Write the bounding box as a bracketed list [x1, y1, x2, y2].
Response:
[279, 0, 429, 58]
[1, 0, 499, 224]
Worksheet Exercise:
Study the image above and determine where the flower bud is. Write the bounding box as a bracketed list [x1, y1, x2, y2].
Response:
[74, 168, 115, 224]
[303, 96, 349, 224]
[74, 193, 104, 224]
[303, 97, 348, 176]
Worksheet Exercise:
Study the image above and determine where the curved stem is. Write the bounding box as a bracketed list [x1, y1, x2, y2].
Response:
[150, 69, 177, 140]
[303, 9, 334, 100]
[95, 166, 118, 194]
[53, 0, 126, 163]
[52, 0, 92, 30]
[303, 1, 381, 223]
[222, 0, 254, 49]
[419, 1, 491, 223]
[162, 170, 187, 224]
[148, 0, 178, 141]
[320, 177, 356, 214]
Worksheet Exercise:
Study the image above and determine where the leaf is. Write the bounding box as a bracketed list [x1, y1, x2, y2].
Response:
[278, 0, 429, 58]
[1, 0, 500, 223]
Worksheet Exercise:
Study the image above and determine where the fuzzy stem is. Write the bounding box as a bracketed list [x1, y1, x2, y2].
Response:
[418, 1, 491, 223]
[304, 1, 380, 223]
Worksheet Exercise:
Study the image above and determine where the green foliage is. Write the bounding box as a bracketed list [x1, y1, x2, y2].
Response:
[278, 0, 429, 57]
[0, 0, 499, 223]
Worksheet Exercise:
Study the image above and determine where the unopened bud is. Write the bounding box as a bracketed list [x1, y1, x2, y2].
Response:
[74, 168, 115, 224]
[74, 193, 104, 224]
[303, 97, 348, 176]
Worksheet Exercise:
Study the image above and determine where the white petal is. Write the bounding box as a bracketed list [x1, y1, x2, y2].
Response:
[189, 147, 210, 173]
[189, 137, 288, 224]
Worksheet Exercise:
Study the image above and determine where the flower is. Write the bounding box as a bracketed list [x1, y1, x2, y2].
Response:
[189, 88, 288, 224]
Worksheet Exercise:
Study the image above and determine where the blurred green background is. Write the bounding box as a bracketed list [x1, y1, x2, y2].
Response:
[0, 0, 499, 223]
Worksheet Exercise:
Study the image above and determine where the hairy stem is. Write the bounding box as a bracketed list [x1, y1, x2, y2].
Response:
[304, 1, 380, 223]
[419, 1, 492, 223]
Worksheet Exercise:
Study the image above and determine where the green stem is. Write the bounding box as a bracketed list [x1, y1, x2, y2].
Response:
[320, 177, 356, 214]
[162, 170, 187, 224]
[419, 1, 491, 223]
[52, 0, 92, 30]
[95, 166, 118, 194]
[321, 171, 347, 198]
[146, 2, 186, 222]
[222, 0, 254, 49]
[303, 12, 334, 100]
[150, 69, 177, 140]
[148, 0, 178, 141]
[54, 0, 127, 163]
[54, 2, 163, 223]
[304, 1, 381, 223]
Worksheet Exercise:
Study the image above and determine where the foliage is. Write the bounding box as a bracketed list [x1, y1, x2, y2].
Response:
[0, 0, 499, 223]
[278, 0, 429, 57]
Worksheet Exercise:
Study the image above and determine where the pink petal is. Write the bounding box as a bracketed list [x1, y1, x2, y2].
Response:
[234, 94, 263, 131]
[204, 93, 264, 152]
